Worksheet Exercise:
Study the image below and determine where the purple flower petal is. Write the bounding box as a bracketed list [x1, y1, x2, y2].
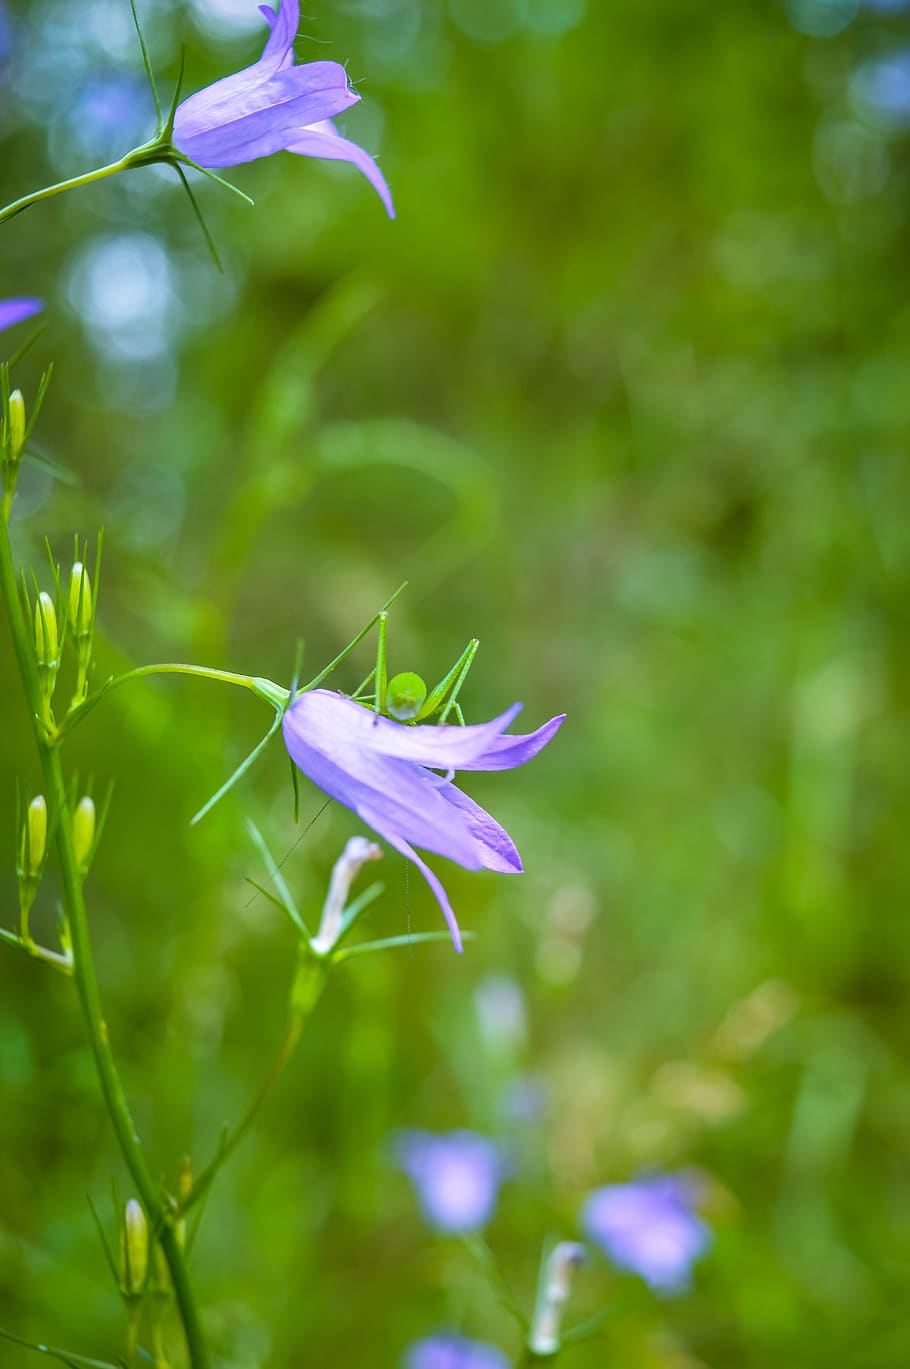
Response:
[283, 118, 395, 217]
[282, 688, 563, 948]
[287, 690, 525, 770]
[582, 1174, 711, 1294]
[397, 1131, 502, 1232]
[457, 712, 566, 771]
[436, 784, 522, 875]
[174, 63, 358, 167]
[0, 297, 43, 333]
[404, 1333, 510, 1369]
[257, 0, 298, 75]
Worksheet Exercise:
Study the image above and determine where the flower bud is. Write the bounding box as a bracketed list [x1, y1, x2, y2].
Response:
[72, 796, 96, 872]
[528, 1241, 586, 1357]
[5, 390, 26, 464]
[34, 591, 58, 669]
[67, 561, 93, 639]
[120, 1200, 148, 1296]
[20, 795, 47, 877]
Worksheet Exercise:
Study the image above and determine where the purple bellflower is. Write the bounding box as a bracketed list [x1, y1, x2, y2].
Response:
[0, 298, 42, 333]
[281, 690, 564, 951]
[173, 0, 395, 216]
[581, 1174, 711, 1294]
[404, 1334, 510, 1369]
[396, 1130, 502, 1234]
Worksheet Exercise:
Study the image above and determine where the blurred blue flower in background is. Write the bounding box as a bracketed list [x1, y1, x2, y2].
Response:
[581, 1173, 711, 1294]
[174, 0, 396, 215]
[403, 1332, 509, 1369]
[396, 1130, 502, 1233]
[0, 297, 42, 333]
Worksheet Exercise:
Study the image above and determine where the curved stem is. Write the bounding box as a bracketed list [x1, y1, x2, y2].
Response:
[108, 661, 267, 695]
[0, 523, 210, 1368]
[181, 951, 329, 1219]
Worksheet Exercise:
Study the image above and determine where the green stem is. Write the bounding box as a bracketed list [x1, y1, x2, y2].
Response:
[180, 951, 329, 1219]
[0, 521, 210, 1369]
[0, 141, 166, 226]
[107, 661, 268, 696]
[0, 923, 72, 974]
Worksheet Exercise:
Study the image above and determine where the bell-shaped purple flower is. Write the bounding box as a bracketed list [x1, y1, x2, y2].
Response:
[281, 689, 564, 950]
[173, 0, 394, 216]
[581, 1174, 711, 1294]
[396, 1130, 502, 1233]
[404, 1334, 509, 1369]
[0, 298, 42, 333]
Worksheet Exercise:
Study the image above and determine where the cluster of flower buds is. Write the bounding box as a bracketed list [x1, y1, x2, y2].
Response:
[29, 537, 100, 728]
[16, 792, 48, 939]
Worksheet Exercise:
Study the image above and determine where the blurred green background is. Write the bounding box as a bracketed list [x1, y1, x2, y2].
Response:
[2, 0, 910, 1364]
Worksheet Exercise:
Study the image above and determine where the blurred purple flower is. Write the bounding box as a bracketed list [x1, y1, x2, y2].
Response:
[396, 1130, 502, 1233]
[582, 1174, 710, 1294]
[404, 1334, 509, 1369]
[173, 0, 395, 216]
[282, 690, 564, 951]
[0, 298, 42, 333]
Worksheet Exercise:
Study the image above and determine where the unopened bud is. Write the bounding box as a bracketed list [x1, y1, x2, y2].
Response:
[528, 1241, 586, 1357]
[20, 795, 47, 877]
[67, 561, 93, 638]
[72, 796, 96, 872]
[34, 592, 58, 668]
[120, 1200, 148, 1296]
[6, 390, 26, 463]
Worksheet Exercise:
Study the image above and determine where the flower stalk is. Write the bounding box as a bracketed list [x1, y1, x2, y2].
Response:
[0, 516, 211, 1369]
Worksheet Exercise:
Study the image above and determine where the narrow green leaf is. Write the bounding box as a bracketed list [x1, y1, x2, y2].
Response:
[334, 929, 475, 962]
[128, 0, 162, 129]
[245, 819, 308, 934]
[175, 165, 222, 271]
[190, 711, 282, 826]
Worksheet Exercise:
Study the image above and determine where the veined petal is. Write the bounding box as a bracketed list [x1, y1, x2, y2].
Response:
[382, 831, 464, 952]
[282, 708, 486, 869]
[288, 690, 523, 770]
[257, 0, 299, 76]
[456, 713, 566, 771]
[437, 784, 522, 875]
[285, 118, 395, 217]
[0, 297, 42, 333]
[174, 63, 358, 168]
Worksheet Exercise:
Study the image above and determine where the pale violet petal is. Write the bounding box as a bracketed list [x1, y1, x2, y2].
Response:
[285, 118, 395, 217]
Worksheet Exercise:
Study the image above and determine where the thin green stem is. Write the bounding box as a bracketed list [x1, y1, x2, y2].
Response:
[0, 140, 167, 226]
[0, 522, 210, 1369]
[0, 923, 72, 974]
[107, 661, 266, 696]
[180, 1017, 303, 1219]
[180, 951, 329, 1218]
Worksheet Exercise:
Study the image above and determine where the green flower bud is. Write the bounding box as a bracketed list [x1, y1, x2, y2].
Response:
[72, 796, 96, 872]
[34, 591, 58, 669]
[6, 390, 26, 464]
[387, 671, 427, 722]
[67, 560, 93, 639]
[20, 795, 47, 877]
[120, 1199, 148, 1296]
